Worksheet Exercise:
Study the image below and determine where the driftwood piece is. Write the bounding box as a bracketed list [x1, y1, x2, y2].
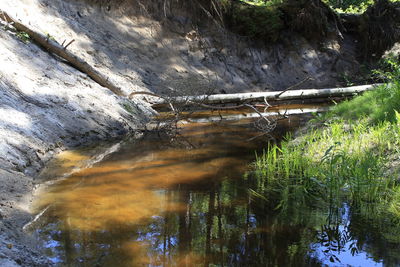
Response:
[0, 10, 126, 96]
[150, 84, 380, 108]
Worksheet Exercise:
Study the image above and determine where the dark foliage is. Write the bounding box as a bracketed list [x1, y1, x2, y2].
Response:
[359, 0, 400, 61]
[225, 1, 284, 43]
[281, 0, 343, 41]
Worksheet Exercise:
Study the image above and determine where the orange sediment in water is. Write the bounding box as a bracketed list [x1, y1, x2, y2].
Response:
[33, 116, 307, 266]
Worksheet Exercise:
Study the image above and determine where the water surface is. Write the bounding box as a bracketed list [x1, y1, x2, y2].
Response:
[33, 110, 398, 266]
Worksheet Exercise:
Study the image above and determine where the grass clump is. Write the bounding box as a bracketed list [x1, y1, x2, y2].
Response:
[329, 58, 400, 123]
[15, 31, 30, 43]
[252, 59, 400, 221]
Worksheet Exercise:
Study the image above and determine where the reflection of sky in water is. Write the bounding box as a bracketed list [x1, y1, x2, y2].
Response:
[44, 239, 62, 264]
[314, 244, 382, 267]
[320, 247, 383, 267]
[44, 239, 60, 249]
[311, 204, 383, 267]
[312, 231, 383, 267]
[32, 115, 400, 266]
[48, 257, 63, 264]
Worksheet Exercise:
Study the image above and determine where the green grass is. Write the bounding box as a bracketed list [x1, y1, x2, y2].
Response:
[325, 84, 400, 124]
[121, 101, 137, 115]
[252, 66, 400, 220]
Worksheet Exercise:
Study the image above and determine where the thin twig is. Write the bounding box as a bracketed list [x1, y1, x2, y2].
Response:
[275, 76, 313, 98]
[129, 91, 165, 98]
[244, 104, 270, 124]
[246, 132, 269, 142]
[63, 39, 75, 50]
[188, 101, 247, 110]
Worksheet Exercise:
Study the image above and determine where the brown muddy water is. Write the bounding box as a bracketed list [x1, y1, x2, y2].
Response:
[31, 106, 393, 266]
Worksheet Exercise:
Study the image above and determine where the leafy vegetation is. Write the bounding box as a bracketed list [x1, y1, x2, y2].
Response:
[227, 0, 338, 43]
[227, 0, 284, 42]
[241, 0, 374, 13]
[241, 0, 400, 13]
[240, 0, 283, 6]
[240, 58, 400, 264]
[15, 31, 30, 43]
[324, 0, 375, 13]
[250, 58, 400, 259]
[329, 0, 400, 13]
[226, 0, 400, 50]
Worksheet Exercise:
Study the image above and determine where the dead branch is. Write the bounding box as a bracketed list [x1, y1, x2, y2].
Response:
[63, 39, 75, 50]
[129, 91, 166, 99]
[275, 76, 312, 97]
[0, 10, 126, 96]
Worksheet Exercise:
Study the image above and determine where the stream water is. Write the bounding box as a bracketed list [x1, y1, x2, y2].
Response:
[32, 107, 398, 266]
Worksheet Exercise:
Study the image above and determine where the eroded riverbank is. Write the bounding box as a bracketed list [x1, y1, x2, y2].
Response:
[0, 26, 152, 267]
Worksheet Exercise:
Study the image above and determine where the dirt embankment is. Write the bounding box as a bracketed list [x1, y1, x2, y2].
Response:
[0, 0, 366, 265]
[0, 20, 153, 267]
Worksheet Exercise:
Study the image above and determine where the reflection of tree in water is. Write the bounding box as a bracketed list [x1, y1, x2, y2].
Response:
[38, 172, 400, 266]
[133, 177, 326, 267]
[35, 127, 400, 267]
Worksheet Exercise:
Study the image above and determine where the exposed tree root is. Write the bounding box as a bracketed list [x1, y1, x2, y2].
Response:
[339, 0, 400, 61]
[359, 0, 400, 60]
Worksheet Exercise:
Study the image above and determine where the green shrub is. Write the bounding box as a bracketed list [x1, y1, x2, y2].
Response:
[227, 1, 284, 42]
[324, 0, 374, 13]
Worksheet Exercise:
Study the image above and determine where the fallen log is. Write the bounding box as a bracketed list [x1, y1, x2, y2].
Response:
[150, 84, 381, 109]
[0, 10, 381, 107]
[0, 10, 126, 96]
